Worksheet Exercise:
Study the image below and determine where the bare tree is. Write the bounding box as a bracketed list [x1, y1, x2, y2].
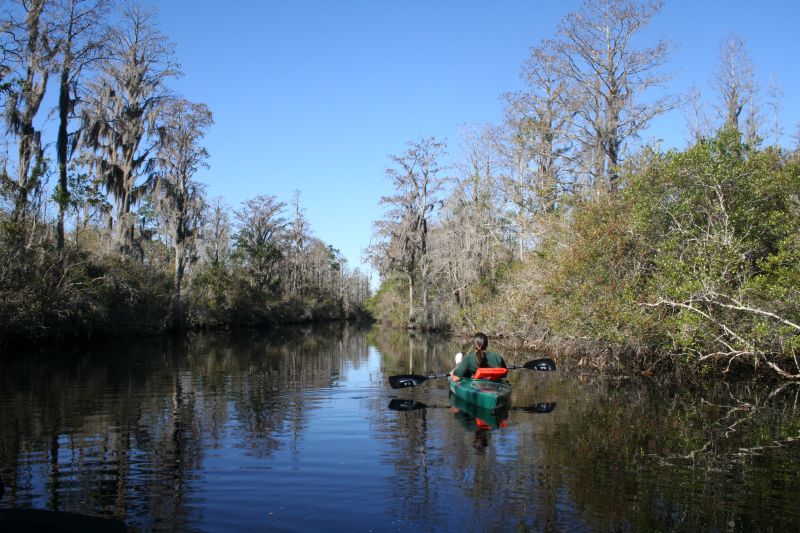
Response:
[202, 196, 230, 268]
[80, 4, 179, 253]
[286, 189, 309, 295]
[53, 0, 113, 254]
[492, 116, 535, 258]
[555, 0, 675, 193]
[435, 125, 508, 308]
[765, 76, 784, 146]
[2, 0, 58, 223]
[154, 98, 212, 328]
[369, 137, 447, 329]
[505, 43, 576, 212]
[684, 85, 714, 145]
[714, 33, 757, 135]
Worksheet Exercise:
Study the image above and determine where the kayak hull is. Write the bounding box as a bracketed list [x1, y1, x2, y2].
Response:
[448, 376, 512, 411]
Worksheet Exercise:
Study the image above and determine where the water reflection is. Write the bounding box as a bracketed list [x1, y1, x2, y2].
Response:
[0, 327, 798, 532]
[0, 324, 371, 531]
[373, 332, 800, 532]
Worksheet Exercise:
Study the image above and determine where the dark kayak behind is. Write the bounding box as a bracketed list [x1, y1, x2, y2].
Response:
[0, 509, 126, 533]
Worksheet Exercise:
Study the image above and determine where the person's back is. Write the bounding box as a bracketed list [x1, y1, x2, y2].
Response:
[451, 332, 506, 381]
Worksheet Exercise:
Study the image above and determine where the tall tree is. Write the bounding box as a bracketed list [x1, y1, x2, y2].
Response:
[80, 4, 179, 253]
[436, 125, 506, 306]
[555, 0, 674, 193]
[202, 196, 230, 268]
[2, 0, 57, 223]
[505, 43, 576, 213]
[286, 189, 309, 295]
[154, 98, 212, 329]
[765, 76, 784, 146]
[234, 195, 286, 295]
[53, 0, 113, 255]
[369, 137, 447, 329]
[492, 117, 535, 259]
[714, 33, 760, 144]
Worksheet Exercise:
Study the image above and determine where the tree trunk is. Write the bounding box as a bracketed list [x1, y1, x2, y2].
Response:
[422, 275, 429, 331]
[56, 64, 71, 257]
[170, 241, 186, 330]
[407, 273, 414, 328]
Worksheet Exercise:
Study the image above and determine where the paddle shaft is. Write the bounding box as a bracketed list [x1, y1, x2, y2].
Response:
[388, 357, 555, 389]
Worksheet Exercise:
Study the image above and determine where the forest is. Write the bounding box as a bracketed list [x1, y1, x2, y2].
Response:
[367, 1, 800, 379]
[0, 0, 372, 346]
[3, 0, 799, 380]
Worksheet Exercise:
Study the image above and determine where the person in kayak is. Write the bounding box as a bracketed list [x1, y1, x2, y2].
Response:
[450, 332, 506, 381]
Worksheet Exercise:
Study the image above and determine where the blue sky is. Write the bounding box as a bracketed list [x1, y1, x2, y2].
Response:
[143, 0, 800, 284]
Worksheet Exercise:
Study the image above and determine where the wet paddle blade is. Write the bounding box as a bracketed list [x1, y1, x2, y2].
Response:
[523, 358, 557, 371]
[388, 374, 428, 389]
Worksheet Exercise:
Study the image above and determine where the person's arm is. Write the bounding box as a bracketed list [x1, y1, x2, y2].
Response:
[450, 353, 472, 381]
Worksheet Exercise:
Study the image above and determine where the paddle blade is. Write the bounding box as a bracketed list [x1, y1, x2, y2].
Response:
[523, 358, 557, 371]
[519, 402, 557, 414]
[388, 399, 428, 411]
[388, 374, 428, 389]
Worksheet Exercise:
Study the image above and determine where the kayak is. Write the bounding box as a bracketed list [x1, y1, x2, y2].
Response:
[448, 374, 511, 411]
[0, 508, 126, 532]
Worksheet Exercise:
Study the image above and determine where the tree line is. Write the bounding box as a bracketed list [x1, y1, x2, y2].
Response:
[0, 0, 371, 346]
[368, 0, 800, 378]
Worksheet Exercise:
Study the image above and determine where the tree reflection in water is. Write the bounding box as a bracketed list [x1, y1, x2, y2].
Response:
[0, 323, 370, 530]
[374, 331, 800, 532]
[0, 327, 799, 531]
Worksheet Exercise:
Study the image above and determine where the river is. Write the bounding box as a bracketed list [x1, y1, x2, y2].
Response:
[1, 324, 799, 531]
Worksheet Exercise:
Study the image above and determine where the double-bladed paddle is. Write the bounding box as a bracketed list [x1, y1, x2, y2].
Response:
[388, 398, 557, 413]
[387, 357, 556, 389]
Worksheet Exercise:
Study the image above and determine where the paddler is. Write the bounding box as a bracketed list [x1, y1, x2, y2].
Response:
[450, 332, 507, 382]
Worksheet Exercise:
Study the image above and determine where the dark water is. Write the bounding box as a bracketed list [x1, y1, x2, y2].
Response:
[1, 324, 799, 532]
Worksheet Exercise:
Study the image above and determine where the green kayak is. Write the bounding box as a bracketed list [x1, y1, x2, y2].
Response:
[448, 376, 512, 411]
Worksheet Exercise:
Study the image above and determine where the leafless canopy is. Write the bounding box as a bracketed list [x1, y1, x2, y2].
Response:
[79, 3, 180, 250]
[555, 0, 676, 192]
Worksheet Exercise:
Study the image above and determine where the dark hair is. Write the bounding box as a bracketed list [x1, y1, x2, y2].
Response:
[473, 332, 489, 367]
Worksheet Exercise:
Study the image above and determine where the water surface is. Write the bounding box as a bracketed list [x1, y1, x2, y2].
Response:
[1, 325, 799, 531]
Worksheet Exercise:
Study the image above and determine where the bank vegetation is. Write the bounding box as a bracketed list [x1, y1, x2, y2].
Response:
[367, 0, 800, 379]
[0, 0, 371, 347]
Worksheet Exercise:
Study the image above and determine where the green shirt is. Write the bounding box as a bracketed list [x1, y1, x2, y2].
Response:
[453, 350, 507, 379]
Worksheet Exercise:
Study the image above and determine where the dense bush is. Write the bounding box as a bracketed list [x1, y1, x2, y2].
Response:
[0, 223, 171, 344]
[461, 131, 800, 375]
[0, 220, 370, 347]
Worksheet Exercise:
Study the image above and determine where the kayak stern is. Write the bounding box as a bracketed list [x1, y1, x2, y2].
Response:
[449, 377, 511, 411]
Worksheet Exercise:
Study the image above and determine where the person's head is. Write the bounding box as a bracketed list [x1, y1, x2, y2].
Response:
[472, 332, 488, 352]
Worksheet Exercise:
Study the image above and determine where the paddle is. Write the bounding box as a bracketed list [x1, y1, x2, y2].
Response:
[387, 357, 556, 389]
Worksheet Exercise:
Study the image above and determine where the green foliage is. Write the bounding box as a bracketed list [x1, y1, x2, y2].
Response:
[366, 274, 408, 328]
[625, 130, 800, 360]
[459, 131, 800, 374]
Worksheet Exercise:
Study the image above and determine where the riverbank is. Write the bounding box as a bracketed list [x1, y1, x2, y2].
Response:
[0, 227, 372, 349]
